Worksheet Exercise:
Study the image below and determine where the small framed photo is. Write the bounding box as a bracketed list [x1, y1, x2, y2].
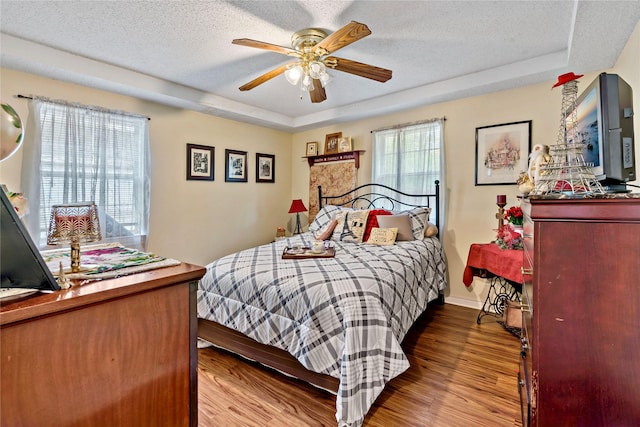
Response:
[324, 132, 342, 155]
[186, 144, 214, 181]
[306, 141, 318, 157]
[475, 120, 532, 186]
[225, 149, 248, 182]
[256, 153, 275, 183]
[338, 137, 352, 153]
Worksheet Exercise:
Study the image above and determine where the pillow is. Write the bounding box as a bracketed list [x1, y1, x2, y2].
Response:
[424, 222, 438, 238]
[334, 209, 370, 243]
[377, 214, 414, 241]
[366, 227, 398, 245]
[394, 207, 431, 240]
[362, 209, 393, 242]
[314, 218, 338, 240]
[309, 205, 342, 233]
[331, 209, 355, 241]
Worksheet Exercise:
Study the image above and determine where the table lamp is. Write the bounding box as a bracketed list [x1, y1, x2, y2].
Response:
[288, 199, 307, 235]
[47, 202, 102, 273]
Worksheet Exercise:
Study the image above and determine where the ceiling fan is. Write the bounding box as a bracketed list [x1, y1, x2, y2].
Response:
[232, 21, 392, 103]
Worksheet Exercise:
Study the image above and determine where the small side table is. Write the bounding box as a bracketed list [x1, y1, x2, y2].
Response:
[463, 243, 523, 326]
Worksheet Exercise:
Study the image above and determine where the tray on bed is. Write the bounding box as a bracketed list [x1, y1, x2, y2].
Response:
[282, 246, 335, 259]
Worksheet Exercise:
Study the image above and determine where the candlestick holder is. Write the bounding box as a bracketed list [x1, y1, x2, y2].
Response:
[496, 198, 506, 230]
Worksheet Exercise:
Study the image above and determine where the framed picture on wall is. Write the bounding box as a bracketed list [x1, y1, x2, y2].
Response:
[225, 149, 248, 182]
[324, 132, 342, 155]
[475, 120, 532, 185]
[186, 144, 214, 181]
[256, 153, 275, 183]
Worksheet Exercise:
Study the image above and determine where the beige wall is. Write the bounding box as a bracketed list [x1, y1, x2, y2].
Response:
[0, 68, 293, 266]
[1, 21, 637, 307]
[292, 81, 563, 306]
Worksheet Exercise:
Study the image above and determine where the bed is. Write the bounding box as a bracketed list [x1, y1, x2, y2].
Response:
[197, 182, 447, 427]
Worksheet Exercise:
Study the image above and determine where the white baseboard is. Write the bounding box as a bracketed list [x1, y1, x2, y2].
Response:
[442, 296, 483, 310]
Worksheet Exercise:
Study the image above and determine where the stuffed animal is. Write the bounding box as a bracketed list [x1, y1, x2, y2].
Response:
[517, 171, 534, 195]
[527, 144, 552, 184]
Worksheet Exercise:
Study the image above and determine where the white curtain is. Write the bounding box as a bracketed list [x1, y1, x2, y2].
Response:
[372, 118, 445, 227]
[21, 97, 150, 250]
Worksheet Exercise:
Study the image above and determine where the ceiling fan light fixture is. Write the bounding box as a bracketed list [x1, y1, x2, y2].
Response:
[234, 21, 391, 103]
[284, 64, 303, 85]
[319, 71, 332, 88]
[308, 61, 325, 79]
[301, 74, 314, 91]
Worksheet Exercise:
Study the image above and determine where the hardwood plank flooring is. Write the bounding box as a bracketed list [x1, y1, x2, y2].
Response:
[198, 303, 523, 426]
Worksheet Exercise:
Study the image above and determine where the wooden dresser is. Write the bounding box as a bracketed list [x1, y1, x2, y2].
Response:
[519, 196, 640, 426]
[1, 262, 206, 427]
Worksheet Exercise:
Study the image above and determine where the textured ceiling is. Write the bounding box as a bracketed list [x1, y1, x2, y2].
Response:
[1, 1, 639, 132]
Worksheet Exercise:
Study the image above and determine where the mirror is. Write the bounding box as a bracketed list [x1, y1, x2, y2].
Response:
[1, 102, 24, 162]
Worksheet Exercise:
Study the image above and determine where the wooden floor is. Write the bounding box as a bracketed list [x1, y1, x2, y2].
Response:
[197, 303, 523, 426]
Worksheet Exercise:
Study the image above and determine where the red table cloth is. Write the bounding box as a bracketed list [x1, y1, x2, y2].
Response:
[463, 243, 523, 287]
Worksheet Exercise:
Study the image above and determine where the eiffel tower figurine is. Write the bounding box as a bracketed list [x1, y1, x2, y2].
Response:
[530, 72, 605, 196]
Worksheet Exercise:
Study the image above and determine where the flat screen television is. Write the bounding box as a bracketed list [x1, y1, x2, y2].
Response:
[0, 188, 59, 291]
[567, 72, 636, 192]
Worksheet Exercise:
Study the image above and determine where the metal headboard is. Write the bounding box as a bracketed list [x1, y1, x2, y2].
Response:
[318, 180, 440, 232]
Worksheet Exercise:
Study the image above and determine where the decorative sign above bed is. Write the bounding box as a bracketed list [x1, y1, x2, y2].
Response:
[304, 150, 364, 168]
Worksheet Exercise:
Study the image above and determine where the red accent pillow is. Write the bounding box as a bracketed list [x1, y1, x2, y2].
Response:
[363, 209, 393, 242]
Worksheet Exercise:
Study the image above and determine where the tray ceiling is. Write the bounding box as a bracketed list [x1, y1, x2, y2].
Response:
[1, 1, 638, 132]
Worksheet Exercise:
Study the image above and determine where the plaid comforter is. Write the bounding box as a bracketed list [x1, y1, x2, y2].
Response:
[197, 232, 447, 427]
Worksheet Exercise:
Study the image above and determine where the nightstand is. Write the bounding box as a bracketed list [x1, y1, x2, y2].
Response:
[463, 243, 523, 326]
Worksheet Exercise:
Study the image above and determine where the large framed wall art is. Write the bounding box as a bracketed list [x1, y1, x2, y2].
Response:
[475, 120, 532, 185]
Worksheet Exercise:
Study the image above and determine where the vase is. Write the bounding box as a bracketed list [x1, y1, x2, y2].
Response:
[511, 224, 524, 235]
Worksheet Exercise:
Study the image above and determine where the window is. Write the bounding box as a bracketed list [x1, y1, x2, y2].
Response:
[21, 98, 150, 250]
[372, 118, 445, 207]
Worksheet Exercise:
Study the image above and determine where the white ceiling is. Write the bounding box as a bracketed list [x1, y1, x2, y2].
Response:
[1, 1, 639, 132]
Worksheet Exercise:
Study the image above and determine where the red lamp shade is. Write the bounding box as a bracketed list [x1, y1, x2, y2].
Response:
[288, 199, 307, 214]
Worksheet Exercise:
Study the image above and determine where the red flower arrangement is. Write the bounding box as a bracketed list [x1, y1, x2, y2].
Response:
[505, 205, 523, 226]
[495, 224, 524, 250]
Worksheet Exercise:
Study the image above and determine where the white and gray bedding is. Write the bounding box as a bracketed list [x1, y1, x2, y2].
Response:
[197, 206, 447, 427]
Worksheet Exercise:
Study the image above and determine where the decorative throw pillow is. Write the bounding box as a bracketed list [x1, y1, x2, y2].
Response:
[335, 210, 370, 243]
[424, 222, 438, 238]
[377, 214, 414, 241]
[366, 227, 398, 245]
[331, 209, 358, 241]
[309, 205, 342, 233]
[394, 207, 431, 240]
[362, 209, 393, 242]
[314, 218, 338, 240]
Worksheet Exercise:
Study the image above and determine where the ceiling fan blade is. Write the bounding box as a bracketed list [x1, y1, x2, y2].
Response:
[327, 56, 392, 83]
[232, 38, 299, 57]
[238, 63, 293, 91]
[313, 21, 371, 55]
[309, 80, 327, 103]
